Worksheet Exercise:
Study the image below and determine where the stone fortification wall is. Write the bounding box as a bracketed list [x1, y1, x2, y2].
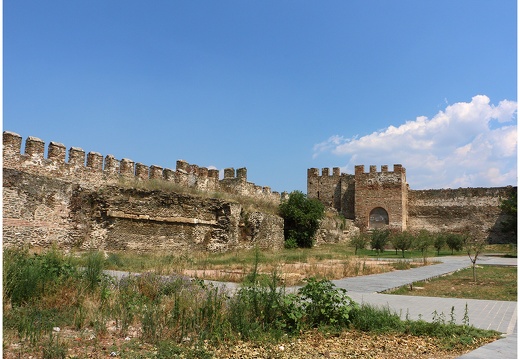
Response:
[408, 187, 515, 243]
[3, 131, 285, 251]
[307, 163, 513, 242]
[3, 131, 281, 203]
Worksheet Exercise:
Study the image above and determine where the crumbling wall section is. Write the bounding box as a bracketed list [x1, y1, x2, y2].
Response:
[3, 168, 285, 251]
[3, 131, 285, 252]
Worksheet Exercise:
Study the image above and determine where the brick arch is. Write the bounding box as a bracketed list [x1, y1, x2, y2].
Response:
[369, 207, 389, 229]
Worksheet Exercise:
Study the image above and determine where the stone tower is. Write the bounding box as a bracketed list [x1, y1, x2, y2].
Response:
[307, 167, 355, 219]
[354, 165, 408, 231]
[307, 164, 408, 231]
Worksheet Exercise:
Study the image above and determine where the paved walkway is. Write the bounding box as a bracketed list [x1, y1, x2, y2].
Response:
[328, 255, 517, 359]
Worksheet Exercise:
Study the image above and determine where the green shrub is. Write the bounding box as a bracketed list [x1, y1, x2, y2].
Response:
[446, 233, 464, 254]
[434, 233, 446, 255]
[284, 237, 298, 249]
[279, 191, 325, 248]
[351, 303, 403, 333]
[350, 233, 369, 255]
[390, 231, 413, 257]
[297, 277, 358, 328]
[413, 229, 433, 262]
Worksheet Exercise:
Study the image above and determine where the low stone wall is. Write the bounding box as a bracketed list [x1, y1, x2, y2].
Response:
[313, 210, 359, 245]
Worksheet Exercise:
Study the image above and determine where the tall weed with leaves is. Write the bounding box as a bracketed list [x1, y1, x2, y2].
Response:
[228, 251, 287, 339]
[4, 247, 75, 306]
[84, 251, 105, 292]
[298, 277, 358, 328]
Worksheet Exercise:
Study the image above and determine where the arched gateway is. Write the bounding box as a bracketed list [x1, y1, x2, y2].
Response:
[369, 207, 389, 229]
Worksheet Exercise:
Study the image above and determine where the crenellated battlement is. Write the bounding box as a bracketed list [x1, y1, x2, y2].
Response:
[307, 167, 342, 178]
[3, 131, 282, 203]
[354, 164, 406, 176]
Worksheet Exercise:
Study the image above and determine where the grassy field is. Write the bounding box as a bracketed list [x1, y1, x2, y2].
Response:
[388, 265, 517, 301]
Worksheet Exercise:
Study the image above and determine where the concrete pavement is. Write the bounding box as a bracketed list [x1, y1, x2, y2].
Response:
[329, 255, 517, 358]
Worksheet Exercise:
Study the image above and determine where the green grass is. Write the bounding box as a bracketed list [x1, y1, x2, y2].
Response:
[388, 265, 517, 301]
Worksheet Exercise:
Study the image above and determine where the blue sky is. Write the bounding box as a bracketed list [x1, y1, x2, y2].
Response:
[4, 1, 517, 193]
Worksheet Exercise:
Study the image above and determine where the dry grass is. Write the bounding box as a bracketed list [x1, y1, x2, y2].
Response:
[2, 327, 497, 359]
[95, 244, 425, 286]
[182, 258, 394, 286]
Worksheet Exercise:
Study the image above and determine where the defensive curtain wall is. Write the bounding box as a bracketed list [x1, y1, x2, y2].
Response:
[3, 131, 285, 251]
[4, 131, 515, 251]
[308, 165, 515, 243]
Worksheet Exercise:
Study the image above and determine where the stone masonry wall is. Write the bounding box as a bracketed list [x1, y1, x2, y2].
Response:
[3, 132, 285, 252]
[408, 187, 515, 243]
[307, 167, 355, 219]
[3, 168, 284, 251]
[307, 164, 513, 242]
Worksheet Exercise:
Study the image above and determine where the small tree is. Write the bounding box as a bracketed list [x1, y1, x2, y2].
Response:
[446, 233, 464, 254]
[433, 233, 446, 256]
[279, 191, 325, 248]
[413, 229, 432, 263]
[350, 233, 369, 255]
[370, 228, 390, 255]
[391, 231, 413, 258]
[464, 232, 486, 283]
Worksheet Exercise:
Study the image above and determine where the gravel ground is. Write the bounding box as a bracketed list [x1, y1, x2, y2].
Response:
[3, 328, 497, 358]
[210, 330, 497, 359]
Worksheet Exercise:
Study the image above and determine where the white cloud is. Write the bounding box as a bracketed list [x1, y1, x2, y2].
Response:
[313, 95, 517, 189]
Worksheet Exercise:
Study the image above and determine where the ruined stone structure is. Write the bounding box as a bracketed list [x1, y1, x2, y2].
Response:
[3, 132, 284, 251]
[3, 131, 515, 251]
[308, 165, 515, 242]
